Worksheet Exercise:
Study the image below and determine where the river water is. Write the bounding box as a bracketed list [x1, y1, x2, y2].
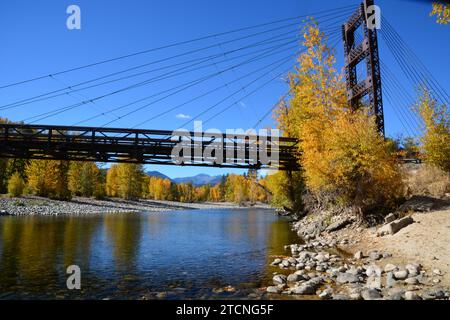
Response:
[0, 208, 298, 299]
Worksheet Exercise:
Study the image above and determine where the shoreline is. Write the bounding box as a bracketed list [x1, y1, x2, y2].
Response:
[0, 195, 272, 216]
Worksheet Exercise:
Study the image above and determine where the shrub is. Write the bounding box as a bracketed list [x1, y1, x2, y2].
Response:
[7, 172, 25, 197]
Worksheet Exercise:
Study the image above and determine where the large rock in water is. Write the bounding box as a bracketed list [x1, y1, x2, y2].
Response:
[377, 216, 414, 236]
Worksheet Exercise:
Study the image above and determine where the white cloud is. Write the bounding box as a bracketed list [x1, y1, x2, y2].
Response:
[175, 113, 191, 119]
[239, 101, 247, 108]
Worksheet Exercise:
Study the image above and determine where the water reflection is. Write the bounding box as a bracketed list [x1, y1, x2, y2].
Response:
[0, 209, 297, 299]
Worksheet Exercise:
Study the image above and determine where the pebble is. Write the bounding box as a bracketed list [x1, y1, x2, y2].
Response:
[273, 258, 282, 265]
[281, 260, 290, 267]
[349, 292, 362, 300]
[291, 278, 322, 295]
[361, 288, 382, 300]
[384, 263, 398, 273]
[272, 274, 287, 285]
[287, 273, 303, 283]
[405, 277, 419, 285]
[386, 288, 404, 300]
[354, 251, 364, 260]
[318, 289, 333, 299]
[405, 263, 421, 277]
[365, 265, 381, 277]
[433, 278, 441, 284]
[433, 269, 442, 276]
[266, 286, 282, 294]
[369, 251, 382, 260]
[405, 291, 421, 300]
[385, 272, 396, 288]
[366, 275, 382, 290]
[394, 270, 408, 280]
[336, 272, 360, 284]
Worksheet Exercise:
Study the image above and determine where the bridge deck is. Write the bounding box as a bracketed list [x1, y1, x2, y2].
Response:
[0, 124, 300, 170]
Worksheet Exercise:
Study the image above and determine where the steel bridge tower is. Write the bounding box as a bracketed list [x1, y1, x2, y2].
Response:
[342, 0, 384, 135]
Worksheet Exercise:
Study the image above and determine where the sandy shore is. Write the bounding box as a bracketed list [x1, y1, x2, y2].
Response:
[0, 195, 271, 215]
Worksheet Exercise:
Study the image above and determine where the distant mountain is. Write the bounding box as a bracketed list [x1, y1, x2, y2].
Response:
[146, 171, 171, 181]
[173, 174, 223, 187]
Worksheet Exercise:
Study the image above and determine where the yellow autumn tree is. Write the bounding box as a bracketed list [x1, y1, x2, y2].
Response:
[208, 184, 223, 202]
[275, 23, 404, 213]
[177, 183, 195, 202]
[431, 2, 450, 24]
[415, 88, 450, 172]
[106, 164, 120, 197]
[26, 160, 71, 200]
[115, 163, 144, 200]
[7, 172, 25, 197]
[264, 171, 304, 212]
[68, 162, 103, 197]
[147, 176, 172, 200]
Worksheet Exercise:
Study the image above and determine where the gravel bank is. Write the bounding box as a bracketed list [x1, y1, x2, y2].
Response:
[0, 196, 271, 216]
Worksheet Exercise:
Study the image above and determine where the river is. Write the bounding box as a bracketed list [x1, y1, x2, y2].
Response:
[0, 208, 298, 299]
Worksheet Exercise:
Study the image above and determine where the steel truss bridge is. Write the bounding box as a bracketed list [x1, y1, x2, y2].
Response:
[0, 123, 299, 170]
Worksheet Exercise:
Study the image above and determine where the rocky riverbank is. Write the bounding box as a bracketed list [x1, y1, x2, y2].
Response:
[0, 196, 270, 216]
[265, 196, 450, 300]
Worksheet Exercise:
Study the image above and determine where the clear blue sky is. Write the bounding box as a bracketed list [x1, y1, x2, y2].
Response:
[0, 0, 448, 179]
